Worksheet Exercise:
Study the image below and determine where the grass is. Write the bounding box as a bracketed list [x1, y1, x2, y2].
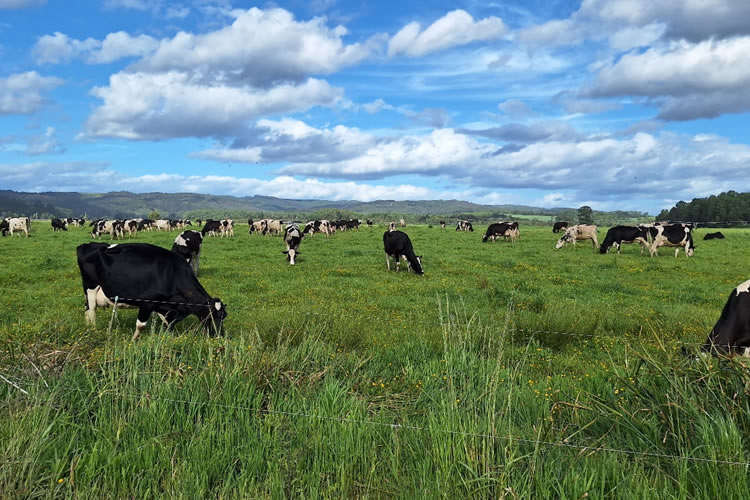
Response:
[2, 222, 750, 498]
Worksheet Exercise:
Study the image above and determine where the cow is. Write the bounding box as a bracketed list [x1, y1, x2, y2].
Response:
[172, 230, 203, 275]
[138, 219, 154, 231]
[196, 219, 203, 226]
[303, 220, 331, 238]
[599, 226, 650, 255]
[383, 230, 423, 275]
[346, 219, 360, 231]
[482, 222, 512, 243]
[1, 217, 30, 237]
[701, 279, 750, 356]
[504, 226, 520, 243]
[201, 220, 222, 237]
[399, 218, 406, 227]
[366, 219, 374, 227]
[647, 223, 695, 257]
[704, 232, 725, 240]
[388, 221, 397, 232]
[262, 219, 283, 236]
[283, 224, 303, 265]
[552, 221, 569, 233]
[51, 218, 68, 231]
[456, 220, 473, 232]
[123, 219, 139, 238]
[92, 220, 124, 240]
[439, 221, 446, 230]
[249, 219, 266, 234]
[220, 219, 234, 237]
[154, 219, 172, 231]
[555, 224, 599, 250]
[76, 242, 226, 341]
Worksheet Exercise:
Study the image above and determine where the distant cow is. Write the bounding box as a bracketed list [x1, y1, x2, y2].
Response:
[647, 223, 695, 257]
[51, 218, 68, 231]
[201, 220, 222, 237]
[482, 222, 512, 243]
[249, 219, 266, 234]
[123, 219, 139, 238]
[263, 219, 283, 236]
[552, 221, 569, 233]
[383, 230, 423, 275]
[702, 279, 750, 356]
[556, 224, 598, 250]
[91, 220, 123, 240]
[456, 220, 473, 232]
[138, 219, 154, 231]
[388, 222, 397, 232]
[439, 221, 446, 230]
[154, 219, 172, 231]
[366, 219, 373, 227]
[172, 230, 203, 275]
[2, 217, 30, 237]
[283, 224, 303, 265]
[599, 226, 649, 254]
[220, 219, 234, 237]
[303, 220, 331, 238]
[704, 232, 725, 240]
[76, 242, 226, 340]
[399, 218, 406, 227]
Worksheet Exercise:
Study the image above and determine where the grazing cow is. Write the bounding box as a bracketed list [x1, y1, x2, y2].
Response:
[366, 219, 373, 227]
[154, 219, 172, 231]
[201, 220, 222, 237]
[51, 218, 68, 231]
[456, 220, 473, 232]
[599, 226, 650, 255]
[2, 217, 30, 237]
[345, 219, 360, 231]
[552, 221, 569, 233]
[647, 223, 695, 257]
[283, 224, 303, 265]
[439, 220, 446, 230]
[399, 218, 406, 227]
[556, 224, 598, 250]
[704, 232, 725, 240]
[383, 230, 423, 275]
[303, 220, 331, 238]
[263, 219, 283, 236]
[76, 242, 226, 340]
[172, 230, 203, 275]
[701, 279, 750, 356]
[482, 222, 512, 243]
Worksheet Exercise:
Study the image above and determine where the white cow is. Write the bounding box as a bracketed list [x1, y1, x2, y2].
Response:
[555, 224, 598, 250]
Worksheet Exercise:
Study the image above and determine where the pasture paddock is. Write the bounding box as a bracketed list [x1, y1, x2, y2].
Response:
[2, 224, 750, 497]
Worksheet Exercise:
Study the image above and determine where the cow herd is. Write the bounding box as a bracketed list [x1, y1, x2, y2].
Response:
[3, 215, 748, 354]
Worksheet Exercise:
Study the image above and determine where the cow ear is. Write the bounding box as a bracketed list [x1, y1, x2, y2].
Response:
[282, 250, 288, 254]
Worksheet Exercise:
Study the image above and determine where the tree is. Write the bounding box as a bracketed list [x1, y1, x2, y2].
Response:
[577, 205, 594, 224]
[148, 210, 161, 220]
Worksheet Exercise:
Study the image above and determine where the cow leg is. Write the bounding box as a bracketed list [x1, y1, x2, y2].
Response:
[674, 248, 680, 258]
[133, 307, 153, 341]
[85, 288, 99, 325]
[385, 253, 391, 270]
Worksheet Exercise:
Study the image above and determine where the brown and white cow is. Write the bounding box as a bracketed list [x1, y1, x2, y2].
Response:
[555, 224, 598, 250]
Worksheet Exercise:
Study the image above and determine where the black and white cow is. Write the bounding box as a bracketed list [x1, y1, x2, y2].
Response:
[599, 226, 650, 254]
[91, 219, 123, 239]
[201, 220, 222, 237]
[647, 223, 695, 257]
[701, 279, 750, 356]
[704, 232, 725, 240]
[154, 219, 172, 231]
[552, 221, 569, 233]
[482, 222, 512, 243]
[220, 219, 234, 237]
[138, 218, 154, 231]
[383, 230, 423, 275]
[366, 219, 374, 227]
[172, 230, 203, 275]
[303, 220, 331, 238]
[2, 217, 30, 237]
[283, 224, 303, 265]
[456, 220, 473, 232]
[51, 218, 68, 231]
[439, 220, 446, 230]
[123, 219, 139, 238]
[76, 242, 226, 340]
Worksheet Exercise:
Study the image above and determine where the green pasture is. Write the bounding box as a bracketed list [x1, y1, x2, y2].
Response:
[2, 222, 750, 498]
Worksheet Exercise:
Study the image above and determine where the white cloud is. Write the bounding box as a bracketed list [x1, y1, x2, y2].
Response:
[25, 126, 65, 155]
[388, 9, 507, 57]
[0, 71, 63, 115]
[82, 72, 342, 140]
[497, 99, 536, 119]
[0, 0, 45, 8]
[362, 98, 394, 114]
[585, 37, 750, 120]
[33, 31, 159, 64]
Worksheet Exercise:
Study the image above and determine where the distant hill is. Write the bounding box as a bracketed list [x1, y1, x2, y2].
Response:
[0, 190, 565, 219]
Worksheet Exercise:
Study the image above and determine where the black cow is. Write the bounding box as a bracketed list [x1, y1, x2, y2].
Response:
[482, 222, 512, 243]
[76, 242, 226, 340]
[704, 232, 725, 240]
[171, 230, 203, 275]
[51, 218, 68, 231]
[201, 220, 222, 237]
[366, 219, 373, 227]
[283, 224, 303, 265]
[599, 226, 649, 254]
[552, 221, 569, 233]
[647, 223, 695, 257]
[701, 279, 750, 355]
[383, 230, 423, 275]
[0, 219, 8, 236]
[138, 218, 154, 231]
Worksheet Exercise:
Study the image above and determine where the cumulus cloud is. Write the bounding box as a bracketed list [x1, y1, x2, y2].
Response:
[33, 31, 159, 64]
[584, 37, 750, 120]
[0, 0, 45, 8]
[388, 9, 506, 57]
[82, 72, 342, 140]
[0, 71, 63, 115]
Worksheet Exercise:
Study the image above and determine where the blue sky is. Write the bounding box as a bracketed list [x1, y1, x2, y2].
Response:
[2, 0, 750, 213]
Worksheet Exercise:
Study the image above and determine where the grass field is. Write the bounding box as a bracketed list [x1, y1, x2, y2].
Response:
[2, 222, 750, 498]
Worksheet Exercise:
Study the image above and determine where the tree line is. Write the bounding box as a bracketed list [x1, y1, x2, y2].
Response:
[657, 191, 750, 222]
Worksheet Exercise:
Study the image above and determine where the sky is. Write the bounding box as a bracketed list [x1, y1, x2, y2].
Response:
[1, 0, 749, 213]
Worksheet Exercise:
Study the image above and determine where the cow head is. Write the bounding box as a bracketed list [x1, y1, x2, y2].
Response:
[203, 298, 227, 335]
[555, 232, 572, 249]
[412, 255, 424, 275]
[282, 248, 300, 265]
